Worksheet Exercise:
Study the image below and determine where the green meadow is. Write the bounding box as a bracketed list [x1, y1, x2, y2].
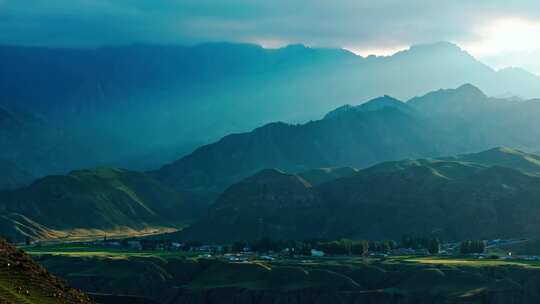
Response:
[23, 243, 197, 259]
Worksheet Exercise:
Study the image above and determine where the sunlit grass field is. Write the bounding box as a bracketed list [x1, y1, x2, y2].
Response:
[22, 243, 197, 259]
[399, 256, 540, 268]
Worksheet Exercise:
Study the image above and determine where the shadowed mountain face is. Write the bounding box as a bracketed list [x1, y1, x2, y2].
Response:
[154, 84, 540, 194]
[0, 159, 33, 190]
[2, 42, 540, 174]
[155, 107, 438, 193]
[0, 103, 97, 177]
[0, 168, 204, 242]
[179, 148, 540, 242]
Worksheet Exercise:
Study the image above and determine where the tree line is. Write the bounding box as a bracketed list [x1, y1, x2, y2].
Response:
[230, 237, 425, 255]
[459, 240, 485, 254]
[401, 236, 441, 255]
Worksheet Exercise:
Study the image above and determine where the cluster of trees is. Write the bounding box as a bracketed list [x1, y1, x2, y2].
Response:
[401, 236, 441, 254]
[315, 239, 397, 255]
[232, 238, 312, 255]
[173, 236, 489, 257]
[460, 240, 485, 254]
[230, 237, 397, 256]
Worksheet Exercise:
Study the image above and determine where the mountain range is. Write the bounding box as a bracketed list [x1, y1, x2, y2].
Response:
[154, 84, 540, 195]
[179, 148, 540, 242]
[3, 82, 540, 243]
[3, 41, 540, 176]
[0, 159, 33, 190]
[0, 103, 96, 177]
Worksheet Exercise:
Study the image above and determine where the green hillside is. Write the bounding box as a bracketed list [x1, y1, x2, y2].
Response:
[180, 147, 540, 242]
[0, 168, 201, 242]
[0, 238, 93, 304]
[447, 147, 540, 175]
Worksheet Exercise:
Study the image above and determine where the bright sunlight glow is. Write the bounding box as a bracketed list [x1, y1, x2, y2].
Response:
[463, 17, 540, 57]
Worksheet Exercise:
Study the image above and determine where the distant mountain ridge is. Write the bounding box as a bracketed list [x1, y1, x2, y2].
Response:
[323, 95, 415, 119]
[154, 84, 540, 195]
[179, 148, 540, 242]
[0, 103, 97, 177]
[3, 41, 540, 174]
[0, 159, 33, 190]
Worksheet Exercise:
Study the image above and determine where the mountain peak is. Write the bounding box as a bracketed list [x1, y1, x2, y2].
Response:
[282, 43, 308, 50]
[324, 95, 409, 119]
[360, 95, 405, 111]
[407, 84, 489, 114]
[455, 83, 486, 97]
[393, 41, 469, 59]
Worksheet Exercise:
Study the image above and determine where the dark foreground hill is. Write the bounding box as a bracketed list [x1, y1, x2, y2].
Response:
[179, 147, 540, 242]
[0, 168, 204, 242]
[0, 238, 94, 304]
[37, 253, 540, 304]
[155, 84, 540, 195]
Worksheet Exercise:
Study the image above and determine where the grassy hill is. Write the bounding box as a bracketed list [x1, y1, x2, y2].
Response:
[0, 238, 93, 304]
[179, 147, 540, 242]
[0, 168, 203, 242]
[445, 147, 540, 175]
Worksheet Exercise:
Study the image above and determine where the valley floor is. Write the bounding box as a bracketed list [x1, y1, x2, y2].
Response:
[20, 242, 540, 304]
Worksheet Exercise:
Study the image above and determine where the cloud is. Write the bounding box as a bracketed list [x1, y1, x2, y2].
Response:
[2, 0, 540, 53]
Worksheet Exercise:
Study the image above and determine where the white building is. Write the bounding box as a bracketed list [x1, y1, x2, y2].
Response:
[311, 249, 325, 257]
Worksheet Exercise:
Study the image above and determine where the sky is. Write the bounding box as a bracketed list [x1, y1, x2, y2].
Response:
[1, 0, 540, 73]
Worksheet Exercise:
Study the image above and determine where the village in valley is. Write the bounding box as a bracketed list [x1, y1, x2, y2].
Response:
[20, 234, 540, 266]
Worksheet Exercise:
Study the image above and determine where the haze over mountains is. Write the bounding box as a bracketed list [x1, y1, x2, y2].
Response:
[3, 81, 540, 242]
[10, 2, 540, 302]
[154, 84, 540, 194]
[0, 103, 96, 178]
[3, 41, 540, 176]
[4, 40, 540, 245]
[0, 159, 33, 190]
